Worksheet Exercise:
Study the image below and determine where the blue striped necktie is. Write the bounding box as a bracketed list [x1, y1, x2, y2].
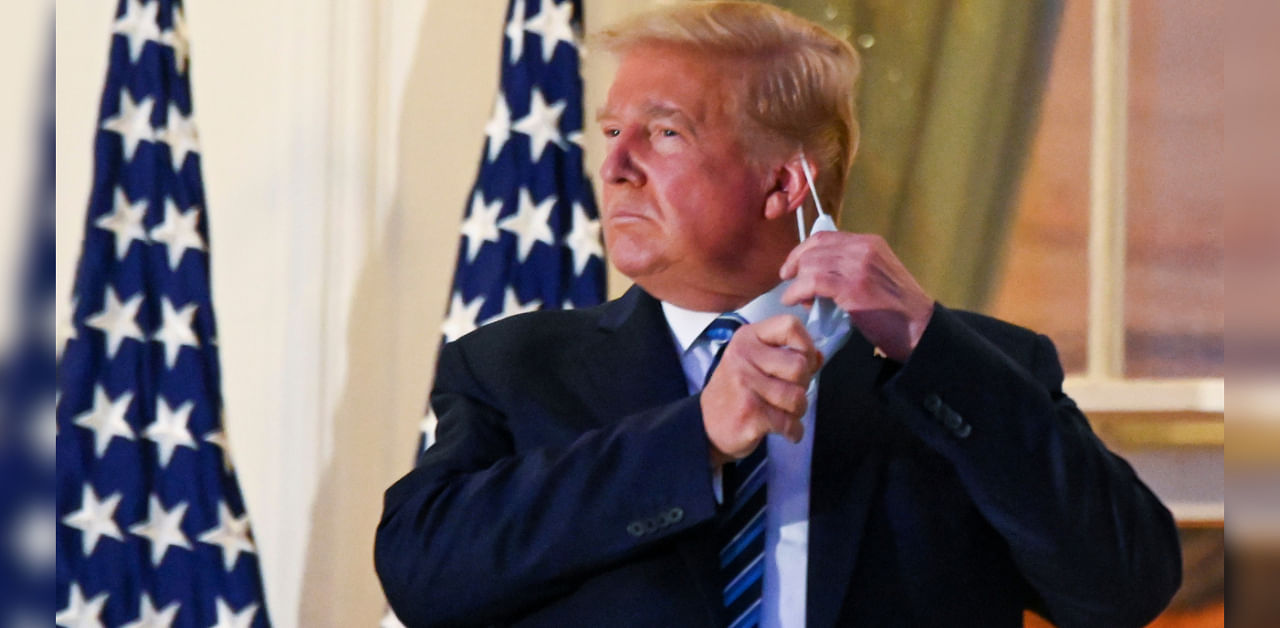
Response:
[700, 314, 767, 628]
[702, 313, 745, 387]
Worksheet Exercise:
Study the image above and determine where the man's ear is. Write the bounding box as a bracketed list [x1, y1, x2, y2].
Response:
[763, 154, 812, 221]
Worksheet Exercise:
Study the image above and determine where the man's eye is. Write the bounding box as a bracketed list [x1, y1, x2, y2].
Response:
[604, 128, 620, 137]
[659, 129, 679, 137]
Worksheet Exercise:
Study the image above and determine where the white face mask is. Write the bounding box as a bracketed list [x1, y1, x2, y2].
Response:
[796, 157, 852, 388]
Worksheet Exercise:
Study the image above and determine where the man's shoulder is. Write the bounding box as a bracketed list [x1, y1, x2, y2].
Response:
[455, 301, 609, 343]
[444, 296, 625, 365]
[946, 307, 1043, 344]
[938, 305, 1055, 365]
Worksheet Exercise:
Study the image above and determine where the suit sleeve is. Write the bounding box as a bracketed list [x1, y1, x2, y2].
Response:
[881, 304, 1182, 628]
[374, 338, 720, 628]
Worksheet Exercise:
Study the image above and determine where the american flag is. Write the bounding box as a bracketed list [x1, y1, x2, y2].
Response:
[56, 1, 271, 626]
[415, 0, 606, 453]
[0, 36, 56, 628]
[384, 1, 605, 625]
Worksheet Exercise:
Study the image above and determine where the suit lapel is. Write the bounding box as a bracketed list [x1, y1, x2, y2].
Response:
[572, 287, 724, 625]
[806, 331, 895, 628]
[574, 286, 689, 418]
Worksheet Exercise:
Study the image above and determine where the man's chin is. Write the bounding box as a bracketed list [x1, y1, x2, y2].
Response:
[608, 251, 665, 284]
[602, 229, 663, 274]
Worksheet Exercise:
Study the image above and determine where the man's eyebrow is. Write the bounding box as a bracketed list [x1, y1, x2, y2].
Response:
[643, 104, 688, 120]
[594, 103, 694, 124]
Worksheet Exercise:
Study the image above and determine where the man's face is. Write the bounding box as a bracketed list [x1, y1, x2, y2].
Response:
[597, 45, 793, 310]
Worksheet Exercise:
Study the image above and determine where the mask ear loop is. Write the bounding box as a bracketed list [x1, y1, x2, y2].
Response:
[797, 156, 827, 243]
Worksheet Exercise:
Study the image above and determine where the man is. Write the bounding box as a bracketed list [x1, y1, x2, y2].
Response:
[375, 3, 1181, 627]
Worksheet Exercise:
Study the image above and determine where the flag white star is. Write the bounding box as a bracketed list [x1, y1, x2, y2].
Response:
[511, 88, 567, 162]
[152, 297, 200, 368]
[504, 0, 526, 65]
[14, 502, 56, 572]
[203, 428, 235, 472]
[157, 104, 199, 171]
[145, 397, 197, 467]
[198, 501, 257, 572]
[380, 608, 408, 628]
[101, 89, 156, 161]
[209, 598, 258, 628]
[149, 199, 205, 270]
[524, 0, 576, 62]
[565, 202, 603, 276]
[459, 191, 503, 262]
[498, 188, 557, 262]
[129, 495, 192, 567]
[120, 594, 180, 628]
[95, 188, 150, 261]
[74, 386, 136, 458]
[419, 409, 438, 453]
[483, 92, 512, 162]
[86, 287, 145, 359]
[441, 291, 485, 343]
[162, 6, 190, 74]
[61, 485, 124, 556]
[55, 583, 109, 628]
[37, 394, 58, 462]
[487, 286, 542, 325]
[111, 0, 162, 63]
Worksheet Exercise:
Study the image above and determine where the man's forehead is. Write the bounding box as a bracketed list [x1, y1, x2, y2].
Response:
[596, 54, 739, 123]
[595, 99, 695, 122]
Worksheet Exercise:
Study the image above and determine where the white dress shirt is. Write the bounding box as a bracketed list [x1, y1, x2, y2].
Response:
[660, 281, 815, 628]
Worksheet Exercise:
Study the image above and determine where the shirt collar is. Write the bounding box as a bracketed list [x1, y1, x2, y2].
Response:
[660, 281, 808, 354]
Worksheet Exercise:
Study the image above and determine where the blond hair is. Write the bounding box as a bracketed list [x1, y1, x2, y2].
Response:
[594, 1, 861, 216]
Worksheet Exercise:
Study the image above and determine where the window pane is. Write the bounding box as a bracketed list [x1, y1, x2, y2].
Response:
[988, 0, 1092, 374]
[1125, 0, 1224, 377]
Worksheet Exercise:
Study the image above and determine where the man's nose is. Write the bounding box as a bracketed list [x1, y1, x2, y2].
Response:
[600, 133, 646, 187]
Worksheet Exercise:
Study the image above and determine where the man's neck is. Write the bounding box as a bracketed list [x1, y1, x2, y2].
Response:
[660, 280, 805, 353]
[634, 273, 780, 313]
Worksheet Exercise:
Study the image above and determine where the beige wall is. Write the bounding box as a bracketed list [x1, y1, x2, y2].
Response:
[0, 1, 46, 356]
[55, 1, 658, 625]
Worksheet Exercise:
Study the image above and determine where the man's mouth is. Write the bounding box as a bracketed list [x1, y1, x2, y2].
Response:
[605, 206, 650, 222]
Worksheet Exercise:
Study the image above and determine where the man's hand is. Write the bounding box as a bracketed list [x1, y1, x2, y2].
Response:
[701, 315, 822, 468]
[779, 231, 935, 362]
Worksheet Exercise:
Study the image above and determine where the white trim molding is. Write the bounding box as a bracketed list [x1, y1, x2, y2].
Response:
[1066, 377, 1224, 414]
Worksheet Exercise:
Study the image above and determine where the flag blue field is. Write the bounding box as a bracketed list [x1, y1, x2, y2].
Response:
[56, 1, 272, 626]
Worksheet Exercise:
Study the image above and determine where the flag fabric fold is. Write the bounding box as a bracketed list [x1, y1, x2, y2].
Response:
[57, 1, 272, 626]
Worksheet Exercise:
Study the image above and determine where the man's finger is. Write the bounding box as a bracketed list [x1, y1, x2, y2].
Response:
[750, 376, 808, 416]
[780, 415, 804, 443]
[762, 346, 815, 383]
[751, 314, 816, 355]
[760, 407, 805, 444]
[779, 235, 822, 279]
[746, 341, 818, 383]
[780, 273, 818, 308]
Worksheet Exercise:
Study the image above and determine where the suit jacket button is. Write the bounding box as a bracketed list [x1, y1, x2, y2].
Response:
[627, 521, 646, 537]
[941, 408, 963, 430]
[923, 393, 943, 415]
[666, 507, 684, 524]
[953, 422, 972, 439]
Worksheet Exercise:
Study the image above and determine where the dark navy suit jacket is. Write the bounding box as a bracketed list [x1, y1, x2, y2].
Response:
[375, 286, 1181, 627]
